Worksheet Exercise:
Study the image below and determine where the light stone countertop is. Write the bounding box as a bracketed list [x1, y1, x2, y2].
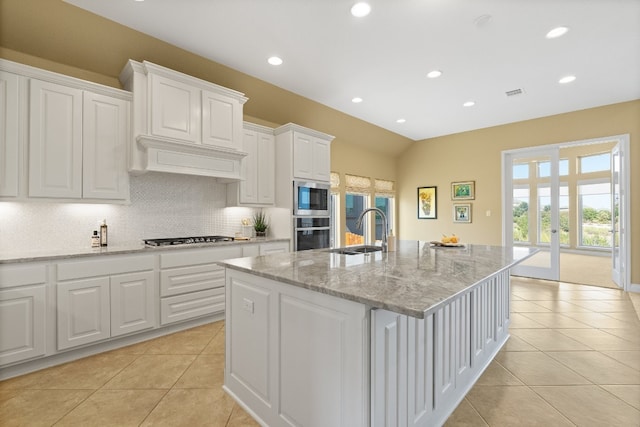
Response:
[219, 240, 538, 319]
[0, 238, 290, 264]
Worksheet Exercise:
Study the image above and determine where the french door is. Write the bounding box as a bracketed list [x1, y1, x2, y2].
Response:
[611, 142, 622, 287]
[503, 147, 560, 281]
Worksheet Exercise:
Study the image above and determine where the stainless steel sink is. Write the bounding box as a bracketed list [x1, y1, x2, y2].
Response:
[327, 245, 383, 255]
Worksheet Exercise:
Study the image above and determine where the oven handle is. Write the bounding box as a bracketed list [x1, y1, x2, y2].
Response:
[295, 227, 331, 231]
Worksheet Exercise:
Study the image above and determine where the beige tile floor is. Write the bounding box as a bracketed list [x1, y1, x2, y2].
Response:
[1, 277, 639, 426]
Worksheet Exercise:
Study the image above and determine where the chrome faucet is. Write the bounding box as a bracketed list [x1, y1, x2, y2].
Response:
[355, 207, 388, 253]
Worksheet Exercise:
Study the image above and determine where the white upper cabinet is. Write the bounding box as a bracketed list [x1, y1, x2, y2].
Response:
[0, 59, 131, 202]
[0, 71, 19, 197]
[276, 124, 334, 184]
[202, 89, 243, 150]
[150, 74, 200, 143]
[227, 122, 275, 206]
[120, 60, 248, 180]
[82, 92, 130, 200]
[28, 79, 83, 198]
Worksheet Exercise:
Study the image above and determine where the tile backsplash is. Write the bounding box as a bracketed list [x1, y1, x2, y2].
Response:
[0, 172, 272, 254]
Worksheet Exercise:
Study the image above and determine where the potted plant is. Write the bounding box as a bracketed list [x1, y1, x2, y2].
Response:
[253, 210, 269, 238]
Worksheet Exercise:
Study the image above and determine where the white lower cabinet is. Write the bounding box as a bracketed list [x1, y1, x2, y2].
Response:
[0, 263, 47, 366]
[225, 269, 368, 427]
[259, 241, 289, 255]
[159, 246, 242, 325]
[56, 255, 155, 351]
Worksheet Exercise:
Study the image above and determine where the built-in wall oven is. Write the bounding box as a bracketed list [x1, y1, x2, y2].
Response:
[293, 181, 330, 216]
[294, 216, 331, 251]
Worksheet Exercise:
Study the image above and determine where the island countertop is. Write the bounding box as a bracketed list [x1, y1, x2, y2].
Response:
[218, 240, 537, 318]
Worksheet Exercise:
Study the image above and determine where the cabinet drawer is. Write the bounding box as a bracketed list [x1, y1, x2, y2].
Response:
[57, 255, 154, 281]
[160, 246, 243, 269]
[0, 264, 47, 289]
[160, 264, 224, 297]
[160, 288, 225, 325]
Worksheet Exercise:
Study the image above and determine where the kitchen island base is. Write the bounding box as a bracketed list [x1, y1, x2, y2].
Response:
[224, 267, 511, 427]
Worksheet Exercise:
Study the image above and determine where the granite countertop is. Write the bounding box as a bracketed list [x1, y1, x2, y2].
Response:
[219, 240, 537, 319]
[0, 238, 290, 264]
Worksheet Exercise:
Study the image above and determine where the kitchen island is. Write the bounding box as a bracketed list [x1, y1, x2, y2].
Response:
[219, 241, 536, 427]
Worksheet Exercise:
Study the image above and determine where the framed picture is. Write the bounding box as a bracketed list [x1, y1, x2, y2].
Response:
[451, 181, 475, 200]
[453, 203, 472, 223]
[417, 186, 437, 219]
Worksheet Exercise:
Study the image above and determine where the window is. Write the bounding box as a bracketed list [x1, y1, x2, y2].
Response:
[512, 186, 530, 243]
[330, 172, 340, 248]
[374, 179, 395, 241]
[513, 163, 529, 180]
[345, 193, 368, 245]
[537, 184, 569, 245]
[344, 174, 371, 246]
[537, 159, 569, 177]
[578, 180, 612, 248]
[579, 152, 610, 174]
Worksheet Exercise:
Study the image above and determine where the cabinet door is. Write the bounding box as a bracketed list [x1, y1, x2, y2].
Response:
[0, 71, 19, 197]
[240, 129, 259, 204]
[29, 79, 82, 198]
[83, 92, 130, 200]
[292, 132, 314, 180]
[0, 285, 46, 366]
[202, 90, 242, 150]
[312, 138, 331, 182]
[259, 241, 289, 255]
[149, 74, 200, 143]
[110, 271, 155, 337]
[257, 132, 275, 204]
[57, 277, 110, 350]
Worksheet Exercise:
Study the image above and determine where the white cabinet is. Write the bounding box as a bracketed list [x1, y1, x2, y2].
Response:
[292, 131, 331, 182]
[0, 71, 19, 197]
[259, 241, 289, 255]
[56, 255, 155, 350]
[28, 79, 130, 201]
[0, 59, 131, 202]
[225, 269, 368, 427]
[0, 263, 47, 366]
[227, 123, 275, 206]
[120, 60, 248, 179]
[159, 246, 242, 325]
[274, 123, 334, 209]
[82, 92, 130, 200]
[28, 79, 83, 198]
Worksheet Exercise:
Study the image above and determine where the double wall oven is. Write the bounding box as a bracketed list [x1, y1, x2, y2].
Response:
[293, 181, 331, 251]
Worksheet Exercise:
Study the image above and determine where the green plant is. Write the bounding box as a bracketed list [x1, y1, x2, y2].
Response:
[253, 210, 269, 232]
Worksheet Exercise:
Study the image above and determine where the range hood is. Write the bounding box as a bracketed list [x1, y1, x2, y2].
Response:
[120, 60, 248, 181]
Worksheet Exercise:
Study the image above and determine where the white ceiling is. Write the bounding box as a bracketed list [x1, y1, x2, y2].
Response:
[65, 0, 640, 141]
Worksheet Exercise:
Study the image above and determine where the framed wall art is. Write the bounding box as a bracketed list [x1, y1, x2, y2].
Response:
[417, 186, 437, 219]
[451, 181, 475, 200]
[453, 203, 472, 223]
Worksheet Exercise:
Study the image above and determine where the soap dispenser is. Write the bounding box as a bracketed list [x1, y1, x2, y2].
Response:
[100, 219, 108, 247]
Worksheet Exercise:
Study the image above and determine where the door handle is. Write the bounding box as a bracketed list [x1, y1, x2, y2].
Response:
[551, 229, 557, 234]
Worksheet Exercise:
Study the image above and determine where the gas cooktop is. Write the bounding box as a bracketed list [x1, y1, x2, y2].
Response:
[144, 235, 235, 247]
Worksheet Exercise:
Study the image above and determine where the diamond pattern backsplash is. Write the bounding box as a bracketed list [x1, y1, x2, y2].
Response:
[0, 172, 257, 253]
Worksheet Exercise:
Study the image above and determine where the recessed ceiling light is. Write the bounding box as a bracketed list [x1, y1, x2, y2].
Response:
[351, 2, 371, 17]
[396, 119, 406, 124]
[426, 70, 442, 79]
[463, 101, 475, 107]
[267, 56, 283, 66]
[352, 97, 363, 103]
[559, 75, 576, 84]
[546, 26, 569, 39]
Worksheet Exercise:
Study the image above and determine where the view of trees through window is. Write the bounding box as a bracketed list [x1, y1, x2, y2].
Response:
[512, 152, 612, 249]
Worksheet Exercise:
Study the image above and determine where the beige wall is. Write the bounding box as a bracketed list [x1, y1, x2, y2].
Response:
[397, 100, 639, 283]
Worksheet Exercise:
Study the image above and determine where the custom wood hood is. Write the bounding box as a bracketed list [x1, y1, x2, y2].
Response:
[120, 60, 248, 180]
